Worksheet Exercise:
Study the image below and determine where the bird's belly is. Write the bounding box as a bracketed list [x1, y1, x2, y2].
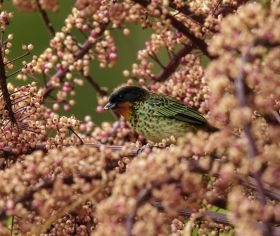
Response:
[133, 116, 196, 142]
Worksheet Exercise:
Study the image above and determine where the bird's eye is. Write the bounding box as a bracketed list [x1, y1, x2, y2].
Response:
[118, 94, 123, 99]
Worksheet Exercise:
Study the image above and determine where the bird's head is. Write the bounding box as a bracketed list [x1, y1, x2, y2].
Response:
[104, 86, 148, 118]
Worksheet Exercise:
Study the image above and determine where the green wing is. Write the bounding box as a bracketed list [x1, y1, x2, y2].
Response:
[153, 95, 207, 126]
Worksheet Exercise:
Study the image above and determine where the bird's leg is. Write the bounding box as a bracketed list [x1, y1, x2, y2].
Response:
[137, 143, 153, 155]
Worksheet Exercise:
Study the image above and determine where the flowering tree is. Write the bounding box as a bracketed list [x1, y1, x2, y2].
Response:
[0, 0, 280, 235]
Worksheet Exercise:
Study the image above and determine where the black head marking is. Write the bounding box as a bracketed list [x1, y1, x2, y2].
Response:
[109, 86, 147, 104]
[104, 86, 148, 110]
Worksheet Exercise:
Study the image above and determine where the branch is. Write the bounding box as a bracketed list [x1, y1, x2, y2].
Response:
[187, 158, 280, 202]
[126, 188, 152, 236]
[0, 173, 102, 222]
[126, 186, 280, 236]
[0, 143, 140, 158]
[166, 14, 213, 59]
[0, 42, 16, 124]
[169, 3, 204, 25]
[235, 46, 267, 205]
[41, 25, 107, 101]
[1, 142, 280, 202]
[35, 0, 55, 37]
[242, 176, 280, 201]
[235, 42, 271, 235]
[153, 202, 280, 236]
[272, 110, 280, 124]
[152, 43, 192, 81]
[83, 74, 108, 96]
[133, 0, 213, 59]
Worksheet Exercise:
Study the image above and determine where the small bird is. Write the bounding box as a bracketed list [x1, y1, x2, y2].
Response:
[104, 86, 217, 142]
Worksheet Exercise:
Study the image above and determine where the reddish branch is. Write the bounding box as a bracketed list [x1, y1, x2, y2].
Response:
[35, 0, 55, 37]
[126, 188, 152, 236]
[126, 187, 280, 236]
[170, 3, 204, 25]
[134, 0, 247, 82]
[1, 142, 280, 232]
[165, 14, 212, 59]
[154, 202, 280, 235]
[235, 43, 271, 235]
[235, 46, 267, 206]
[272, 110, 280, 124]
[0, 42, 16, 124]
[84, 75, 108, 96]
[152, 43, 192, 81]
[42, 25, 107, 101]
[0, 143, 140, 158]
[35, 5, 107, 98]
[1, 142, 280, 202]
[0, 173, 102, 222]
[133, 0, 215, 59]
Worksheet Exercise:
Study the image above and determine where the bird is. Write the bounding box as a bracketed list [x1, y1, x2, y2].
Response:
[104, 86, 218, 142]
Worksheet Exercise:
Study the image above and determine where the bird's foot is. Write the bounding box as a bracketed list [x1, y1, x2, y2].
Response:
[137, 144, 153, 155]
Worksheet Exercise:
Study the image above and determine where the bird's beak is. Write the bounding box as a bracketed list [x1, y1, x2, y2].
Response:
[104, 102, 116, 110]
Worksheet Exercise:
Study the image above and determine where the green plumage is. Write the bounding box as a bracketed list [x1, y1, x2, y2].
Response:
[129, 93, 211, 142]
[104, 86, 217, 142]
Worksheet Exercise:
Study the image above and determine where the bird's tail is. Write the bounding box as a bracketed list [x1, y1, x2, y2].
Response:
[204, 123, 219, 133]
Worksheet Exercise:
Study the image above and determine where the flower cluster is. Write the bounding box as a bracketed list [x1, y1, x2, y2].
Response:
[13, 0, 59, 12]
[0, 1, 279, 236]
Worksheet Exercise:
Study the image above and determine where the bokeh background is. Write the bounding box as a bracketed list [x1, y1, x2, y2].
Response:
[3, 0, 157, 124]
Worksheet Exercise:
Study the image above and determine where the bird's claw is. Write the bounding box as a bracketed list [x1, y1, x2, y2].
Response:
[137, 144, 153, 155]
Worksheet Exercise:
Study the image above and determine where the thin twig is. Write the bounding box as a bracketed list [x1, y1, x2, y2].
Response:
[42, 24, 107, 101]
[0, 173, 102, 222]
[68, 127, 84, 144]
[235, 42, 271, 235]
[83, 74, 108, 96]
[149, 52, 166, 69]
[10, 215, 14, 235]
[126, 188, 152, 236]
[4, 51, 30, 65]
[152, 43, 192, 81]
[133, 0, 213, 59]
[272, 110, 280, 124]
[0, 143, 279, 202]
[35, 0, 55, 37]
[166, 14, 213, 59]
[6, 68, 23, 78]
[126, 185, 280, 236]
[235, 46, 267, 205]
[153, 202, 280, 236]
[0, 41, 16, 124]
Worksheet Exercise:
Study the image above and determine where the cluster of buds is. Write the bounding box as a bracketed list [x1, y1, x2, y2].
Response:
[0, 1, 279, 236]
[12, 0, 59, 12]
[149, 54, 209, 113]
[0, 83, 81, 155]
[207, 2, 280, 128]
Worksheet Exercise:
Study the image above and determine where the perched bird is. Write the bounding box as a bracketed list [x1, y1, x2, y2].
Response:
[104, 86, 217, 142]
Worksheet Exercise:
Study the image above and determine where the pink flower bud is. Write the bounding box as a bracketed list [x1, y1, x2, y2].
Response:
[138, 135, 145, 142]
[91, 29, 97, 37]
[82, 24, 89, 31]
[6, 200, 14, 210]
[64, 104, 71, 112]
[187, 88, 193, 93]
[80, 124, 86, 131]
[183, 97, 189, 105]
[30, 164, 36, 173]
[55, 159, 61, 165]
[109, 53, 117, 62]
[32, 199, 41, 208]
[96, 106, 104, 113]
[57, 51, 64, 57]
